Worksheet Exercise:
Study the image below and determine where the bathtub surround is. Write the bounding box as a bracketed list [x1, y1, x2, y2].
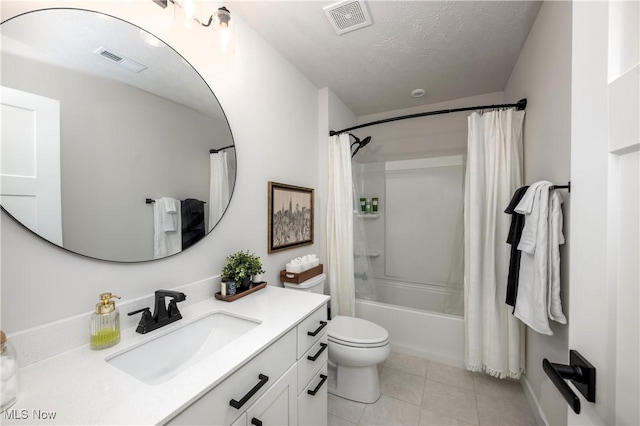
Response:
[356, 300, 465, 367]
[326, 133, 356, 317]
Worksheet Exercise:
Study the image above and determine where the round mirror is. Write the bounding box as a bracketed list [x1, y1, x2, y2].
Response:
[1, 8, 236, 262]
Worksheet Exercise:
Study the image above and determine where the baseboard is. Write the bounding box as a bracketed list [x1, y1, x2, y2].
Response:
[521, 374, 549, 426]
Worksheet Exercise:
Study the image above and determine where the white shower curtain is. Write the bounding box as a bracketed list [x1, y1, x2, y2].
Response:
[464, 109, 526, 379]
[209, 151, 230, 232]
[326, 133, 356, 317]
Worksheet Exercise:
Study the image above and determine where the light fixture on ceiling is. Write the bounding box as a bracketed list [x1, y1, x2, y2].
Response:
[411, 89, 426, 98]
[200, 7, 233, 54]
[153, 1, 233, 54]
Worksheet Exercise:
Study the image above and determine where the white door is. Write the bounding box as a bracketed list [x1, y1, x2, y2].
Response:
[0, 86, 62, 245]
[569, 1, 639, 424]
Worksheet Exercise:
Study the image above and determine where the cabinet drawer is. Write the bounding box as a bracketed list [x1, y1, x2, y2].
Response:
[166, 329, 296, 426]
[296, 304, 328, 358]
[298, 365, 328, 426]
[298, 334, 327, 393]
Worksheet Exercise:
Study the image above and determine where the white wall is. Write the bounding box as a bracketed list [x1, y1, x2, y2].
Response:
[504, 2, 572, 425]
[0, 1, 320, 333]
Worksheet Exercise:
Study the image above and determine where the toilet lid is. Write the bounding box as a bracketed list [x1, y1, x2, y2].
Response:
[327, 316, 389, 346]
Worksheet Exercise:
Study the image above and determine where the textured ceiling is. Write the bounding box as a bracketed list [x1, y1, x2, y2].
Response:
[232, 1, 542, 116]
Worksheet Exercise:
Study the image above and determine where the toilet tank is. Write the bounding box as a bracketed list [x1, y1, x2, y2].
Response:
[282, 273, 326, 294]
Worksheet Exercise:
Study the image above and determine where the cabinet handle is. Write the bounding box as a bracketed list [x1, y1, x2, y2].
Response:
[307, 321, 327, 337]
[251, 418, 262, 426]
[307, 343, 328, 362]
[307, 374, 328, 396]
[229, 374, 269, 409]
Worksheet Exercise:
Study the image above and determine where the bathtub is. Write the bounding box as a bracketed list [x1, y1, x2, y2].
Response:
[355, 279, 465, 367]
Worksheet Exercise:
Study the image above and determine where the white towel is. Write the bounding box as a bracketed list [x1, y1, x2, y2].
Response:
[160, 197, 179, 232]
[515, 181, 551, 254]
[547, 190, 566, 323]
[154, 197, 182, 259]
[513, 182, 554, 335]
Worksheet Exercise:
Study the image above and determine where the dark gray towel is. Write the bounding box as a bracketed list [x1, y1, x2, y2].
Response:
[181, 199, 205, 251]
[505, 186, 529, 308]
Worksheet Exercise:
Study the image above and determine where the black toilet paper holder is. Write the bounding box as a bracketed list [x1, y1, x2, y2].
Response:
[543, 350, 596, 414]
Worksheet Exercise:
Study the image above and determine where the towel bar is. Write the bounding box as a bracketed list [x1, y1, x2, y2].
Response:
[550, 181, 571, 192]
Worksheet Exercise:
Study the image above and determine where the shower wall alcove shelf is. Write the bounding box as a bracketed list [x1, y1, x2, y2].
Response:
[355, 213, 380, 219]
[355, 251, 381, 258]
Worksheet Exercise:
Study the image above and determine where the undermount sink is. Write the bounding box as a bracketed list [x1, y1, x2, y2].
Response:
[106, 311, 261, 385]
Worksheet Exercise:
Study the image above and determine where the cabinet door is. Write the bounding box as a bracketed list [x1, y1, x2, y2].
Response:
[230, 413, 247, 426]
[298, 365, 328, 426]
[245, 364, 297, 426]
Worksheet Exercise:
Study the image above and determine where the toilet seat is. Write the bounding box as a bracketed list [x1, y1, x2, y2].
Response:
[328, 316, 389, 348]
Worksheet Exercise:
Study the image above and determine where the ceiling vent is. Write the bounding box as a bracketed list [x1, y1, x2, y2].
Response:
[93, 47, 147, 73]
[323, 0, 372, 35]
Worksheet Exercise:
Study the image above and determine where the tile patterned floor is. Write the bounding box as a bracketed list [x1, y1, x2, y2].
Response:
[328, 352, 537, 426]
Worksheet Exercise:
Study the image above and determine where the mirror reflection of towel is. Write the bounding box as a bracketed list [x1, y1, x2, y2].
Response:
[160, 197, 179, 231]
[154, 197, 181, 259]
[181, 199, 205, 250]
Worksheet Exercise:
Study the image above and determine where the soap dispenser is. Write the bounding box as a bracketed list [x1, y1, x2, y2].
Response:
[91, 293, 121, 350]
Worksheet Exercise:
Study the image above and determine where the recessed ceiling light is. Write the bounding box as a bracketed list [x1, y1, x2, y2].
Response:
[411, 89, 426, 98]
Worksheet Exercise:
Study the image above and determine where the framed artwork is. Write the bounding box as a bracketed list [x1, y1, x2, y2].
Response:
[268, 181, 314, 253]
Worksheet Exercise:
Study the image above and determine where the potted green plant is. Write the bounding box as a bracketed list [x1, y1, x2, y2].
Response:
[222, 250, 264, 291]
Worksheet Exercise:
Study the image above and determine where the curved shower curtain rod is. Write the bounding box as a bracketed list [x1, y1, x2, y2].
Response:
[329, 98, 527, 136]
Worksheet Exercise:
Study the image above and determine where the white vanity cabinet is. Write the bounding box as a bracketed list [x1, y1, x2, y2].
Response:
[295, 305, 328, 426]
[166, 303, 328, 426]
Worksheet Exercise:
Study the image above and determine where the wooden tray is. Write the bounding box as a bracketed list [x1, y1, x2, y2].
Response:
[279, 264, 323, 284]
[215, 281, 267, 302]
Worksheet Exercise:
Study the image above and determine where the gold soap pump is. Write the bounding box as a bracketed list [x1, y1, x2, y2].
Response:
[90, 293, 121, 350]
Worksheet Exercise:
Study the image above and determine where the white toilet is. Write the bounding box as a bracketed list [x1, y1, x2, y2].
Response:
[283, 273, 391, 403]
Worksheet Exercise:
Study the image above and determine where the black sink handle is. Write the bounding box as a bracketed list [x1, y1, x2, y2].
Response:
[230, 374, 269, 409]
[307, 321, 327, 337]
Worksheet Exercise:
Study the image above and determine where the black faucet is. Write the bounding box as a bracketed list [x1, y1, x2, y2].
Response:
[128, 290, 187, 334]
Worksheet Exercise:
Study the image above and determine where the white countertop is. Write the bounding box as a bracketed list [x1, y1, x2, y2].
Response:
[4, 286, 329, 425]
